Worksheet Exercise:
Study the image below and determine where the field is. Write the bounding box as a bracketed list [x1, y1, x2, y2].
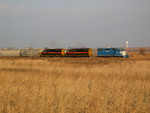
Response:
[0, 54, 150, 113]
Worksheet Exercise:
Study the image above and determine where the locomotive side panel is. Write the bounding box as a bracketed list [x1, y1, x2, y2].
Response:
[97, 48, 116, 57]
[65, 48, 92, 57]
[40, 49, 64, 57]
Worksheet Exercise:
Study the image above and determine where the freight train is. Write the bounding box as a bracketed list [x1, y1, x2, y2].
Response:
[0, 47, 129, 58]
[0, 49, 41, 57]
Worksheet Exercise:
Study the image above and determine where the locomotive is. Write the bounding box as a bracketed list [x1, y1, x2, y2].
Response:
[65, 48, 92, 57]
[40, 49, 65, 57]
[96, 48, 129, 58]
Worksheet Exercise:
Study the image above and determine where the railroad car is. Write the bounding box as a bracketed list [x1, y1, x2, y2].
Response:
[97, 48, 129, 58]
[20, 49, 40, 57]
[0, 49, 20, 57]
[65, 48, 92, 57]
[40, 48, 65, 57]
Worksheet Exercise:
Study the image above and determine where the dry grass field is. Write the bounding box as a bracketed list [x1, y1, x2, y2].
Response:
[0, 55, 150, 113]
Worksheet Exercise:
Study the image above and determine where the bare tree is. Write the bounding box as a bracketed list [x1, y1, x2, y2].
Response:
[139, 48, 145, 56]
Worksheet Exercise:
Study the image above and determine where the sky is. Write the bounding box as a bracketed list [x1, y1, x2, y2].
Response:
[0, 0, 150, 48]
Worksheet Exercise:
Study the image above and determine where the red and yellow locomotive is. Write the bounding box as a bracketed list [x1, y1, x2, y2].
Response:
[40, 49, 65, 57]
[65, 48, 92, 57]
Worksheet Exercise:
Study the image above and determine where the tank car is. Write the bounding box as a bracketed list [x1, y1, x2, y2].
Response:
[20, 49, 40, 57]
[96, 48, 129, 58]
[0, 49, 20, 57]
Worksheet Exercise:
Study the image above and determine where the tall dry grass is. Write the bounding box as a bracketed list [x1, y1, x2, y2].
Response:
[0, 58, 150, 113]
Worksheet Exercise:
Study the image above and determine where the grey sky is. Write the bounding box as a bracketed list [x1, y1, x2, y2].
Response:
[0, 0, 150, 48]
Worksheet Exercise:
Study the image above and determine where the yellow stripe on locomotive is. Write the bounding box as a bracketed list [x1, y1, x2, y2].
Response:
[88, 48, 92, 56]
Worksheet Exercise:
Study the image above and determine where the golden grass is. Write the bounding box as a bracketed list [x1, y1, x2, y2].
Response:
[0, 57, 150, 113]
[129, 52, 150, 58]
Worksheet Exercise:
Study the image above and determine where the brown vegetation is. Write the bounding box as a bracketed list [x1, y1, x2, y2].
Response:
[0, 57, 150, 113]
[129, 52, 150, 59]
[139, 48, 145, 56]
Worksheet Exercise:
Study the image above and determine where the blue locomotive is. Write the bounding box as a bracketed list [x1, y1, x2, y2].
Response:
[97, 48, 129, 58]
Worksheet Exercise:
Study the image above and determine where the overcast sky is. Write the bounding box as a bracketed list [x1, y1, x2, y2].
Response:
[0, 0, 150, 48]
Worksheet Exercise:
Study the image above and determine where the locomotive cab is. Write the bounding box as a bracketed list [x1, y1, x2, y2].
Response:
[119, 49, 129, 58]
